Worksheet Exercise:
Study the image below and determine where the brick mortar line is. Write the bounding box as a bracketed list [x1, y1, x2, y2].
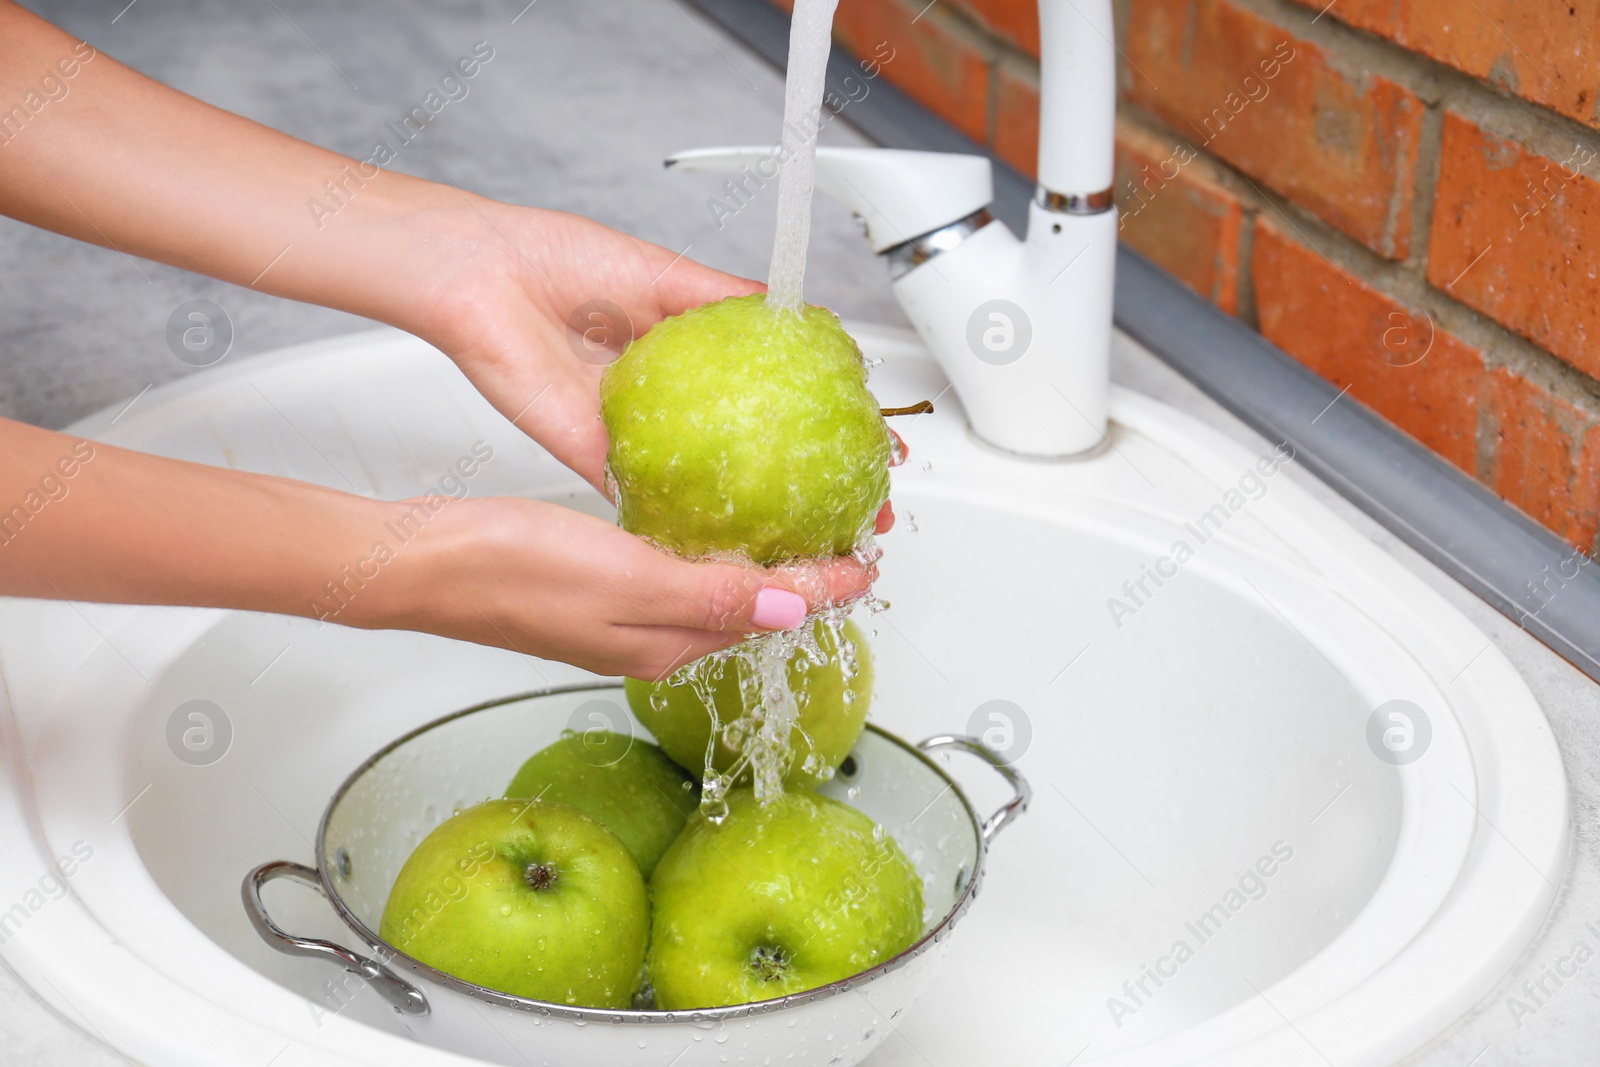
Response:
[828, 0, 1600, 531]
[1211, 168, 1599, 493]
[1105, 1, 1600, 412]
[907, 0, 1011, 70]
[1408, 99, 1446, 279]
[1234, 196, 1260, 330]
[865, 0, 1012, 153]
[1475, 374, 1500, 491]
[994, 47, 1038, 90]
[1253, 191, 1600, 415]
[979, 0, 1600, 164]
[1222, 0, 1600, 165]
[1115, 103, 1600, 416]
[1114, 105, 1265, 322]
[812, 0, 1600, 414]
[912, 0, 1600, 166]
[985, 60, 1001, 149]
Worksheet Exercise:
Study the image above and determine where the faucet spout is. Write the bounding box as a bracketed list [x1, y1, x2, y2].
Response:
[1036, 0, 1118, 208]
[887, 0, 1120, 457]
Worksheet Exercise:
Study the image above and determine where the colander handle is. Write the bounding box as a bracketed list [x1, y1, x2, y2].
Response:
[917, 734, 1032, 843]
[243, 860, 429, 1016]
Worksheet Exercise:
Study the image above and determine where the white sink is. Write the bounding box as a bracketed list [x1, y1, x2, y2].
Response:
[0, 325, 1567, 1066]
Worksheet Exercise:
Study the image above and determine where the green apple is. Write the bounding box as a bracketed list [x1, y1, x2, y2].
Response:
[379, 798, 648, 1007]
[648, 788, 924, 1009]
[599, 294, 891, 564]
[625, 619, 871, 787]
[505, 730, 699, 877]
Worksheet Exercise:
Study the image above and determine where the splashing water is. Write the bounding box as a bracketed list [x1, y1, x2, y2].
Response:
[765, 0, 840, 313]
[658, 601, 865, 821]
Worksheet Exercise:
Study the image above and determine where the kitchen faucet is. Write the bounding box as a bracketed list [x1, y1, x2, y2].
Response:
[667, 0, 1118, 457]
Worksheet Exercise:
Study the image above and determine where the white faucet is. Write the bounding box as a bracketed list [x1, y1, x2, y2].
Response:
[667, 0, 1118, 458]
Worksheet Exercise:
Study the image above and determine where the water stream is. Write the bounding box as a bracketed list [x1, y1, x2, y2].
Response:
[764, 0, 839, 313]
[661, 0, 867, 819]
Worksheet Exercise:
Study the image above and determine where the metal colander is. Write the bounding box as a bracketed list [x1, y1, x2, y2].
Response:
[244, 683, 1028, 1067]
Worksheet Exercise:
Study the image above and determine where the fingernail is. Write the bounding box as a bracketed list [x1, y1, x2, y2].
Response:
[888, 429, 908, 466]
[751, 588, 807, 630]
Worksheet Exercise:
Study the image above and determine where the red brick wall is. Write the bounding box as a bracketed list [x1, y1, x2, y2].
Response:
[785, 0, 1600, 552]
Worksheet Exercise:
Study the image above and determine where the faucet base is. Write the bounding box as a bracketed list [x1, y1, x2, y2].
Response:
[891, 207, 1118, 457]
[965, 422, 1115, 463]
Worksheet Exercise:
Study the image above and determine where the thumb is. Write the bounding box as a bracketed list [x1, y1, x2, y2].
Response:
[651, 259, 765, 319]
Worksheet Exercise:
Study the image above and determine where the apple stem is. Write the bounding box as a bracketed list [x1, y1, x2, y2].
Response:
[879, 401, 934, 417]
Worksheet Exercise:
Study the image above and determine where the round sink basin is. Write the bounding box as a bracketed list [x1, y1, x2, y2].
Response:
[0, 326, 1567, 1066]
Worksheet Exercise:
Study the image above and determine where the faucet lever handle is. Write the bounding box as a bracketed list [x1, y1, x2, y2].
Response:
[666, 146, 993, 253]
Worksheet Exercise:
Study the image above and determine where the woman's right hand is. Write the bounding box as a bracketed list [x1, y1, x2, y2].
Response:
[0, 422, 872, 679]
[370, 496, 877, 680]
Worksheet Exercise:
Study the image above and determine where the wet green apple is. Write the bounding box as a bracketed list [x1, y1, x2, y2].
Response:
[624, 619, 871, 787]
[379, 798, 648, 1007]
[648, 788, 924, 1009]
[505, 730, 698, 877]
[599, 294, 892, 564]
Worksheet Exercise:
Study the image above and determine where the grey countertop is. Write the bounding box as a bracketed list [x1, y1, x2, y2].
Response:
[1, 1, 1596, 1065]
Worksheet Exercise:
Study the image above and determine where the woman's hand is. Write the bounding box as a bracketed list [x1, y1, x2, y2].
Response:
[404, 205, 762, 493]
[391, 199, 904, 532]
[380, 496, 876, 679]
[0, 4, 893, 669]
[0, 3, 898, 514]
[0, 422, 874, 678]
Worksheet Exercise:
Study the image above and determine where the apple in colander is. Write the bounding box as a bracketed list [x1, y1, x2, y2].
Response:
[646, 787, 924, 1009]
[505, 730, 698, 878]
[379, 798, 649, 1008]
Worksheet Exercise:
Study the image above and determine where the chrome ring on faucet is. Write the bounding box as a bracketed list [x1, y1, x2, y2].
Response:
[883, 209, 995, 280]
[1034, 184, 1115, 215]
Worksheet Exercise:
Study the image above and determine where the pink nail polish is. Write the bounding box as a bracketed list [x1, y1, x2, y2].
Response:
[751, 588, 807, 630]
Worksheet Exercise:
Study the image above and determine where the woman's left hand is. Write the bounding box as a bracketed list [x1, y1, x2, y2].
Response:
[407, 204, 764, 494]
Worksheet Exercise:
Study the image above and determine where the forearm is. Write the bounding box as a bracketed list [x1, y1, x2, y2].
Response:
[0, 417, 442, 626]
[0, 416, 859, 678]
[0, 1, 478, 337]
